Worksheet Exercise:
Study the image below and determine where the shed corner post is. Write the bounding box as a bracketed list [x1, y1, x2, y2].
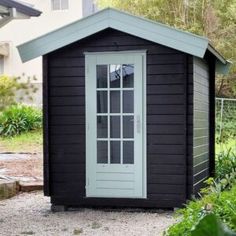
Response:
[43, 54, 50, 196]
[209, 57, 216, 177]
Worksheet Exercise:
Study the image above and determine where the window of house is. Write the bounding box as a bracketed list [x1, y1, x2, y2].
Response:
[51, 0, 69, 10]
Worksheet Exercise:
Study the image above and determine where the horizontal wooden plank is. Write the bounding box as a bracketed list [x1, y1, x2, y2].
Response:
[194, 119, 209, 129]
[147, 114, 184, 125]
[50, 87, 85, 96]
[50, 106, 85, 115]
[194, 160, 209, 174]
[193, 144, 209, 156]
[194, 128, 209, 138]
[147, 74, 184, 85]
[147, 184, 185, 194]
[50, 96, 85, 106]
[148, 64, 184, 75]
[50, 134, 85, 144]
[194, 136, 208, 146]
[194, 168, 209, 184]
[194, 111, 208, 120]
[50, 153, 85, 164]
[50, 115, 85, 125]
[51, 195, 184, 208]
[148, 154, 185, 165]
[148, 174, 185, 185]
[149, 164, 185, 175]
[51, 172, 85, 182]
[50, 57, 84, 67]
[51, 163, 85, 173]
[49, 76, 85, 87]
[50, 124, 85, 134]
[147, 54, 184, 65]
[50, 145, 85, 154]
[147, 105, 184, 115]
[50, 67, 84, 77]
[148, 144, 184, 154]
[148, 135, 184, 145]
[193, 152, 209, 166]
[147, 85, 184, 95]
[147, 124, 184, 135]
[147, 94, 184, 104]
[194, 101, 209, 111]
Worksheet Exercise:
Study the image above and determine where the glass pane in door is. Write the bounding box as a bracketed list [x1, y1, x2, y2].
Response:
[110, 141, 120, 163]
[123, 141, 134, 164]
[110, 116, 120, 138]
[110, 64, 121, 88]
[122, 64, 134, 88]
[97, 141, 108, 163]
[97, 116, 107, 138]
[110, 91, 120, 113]
[123, 116, 134, 138]
[97, 91, 107, 113]
[97, 65, 107, 88]
[123, 91, 134, 113]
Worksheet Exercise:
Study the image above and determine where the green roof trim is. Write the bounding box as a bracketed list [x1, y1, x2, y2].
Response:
[17, 8, 229, 74]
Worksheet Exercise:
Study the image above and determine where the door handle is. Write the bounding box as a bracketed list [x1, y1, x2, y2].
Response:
[136, 115, 141, 133]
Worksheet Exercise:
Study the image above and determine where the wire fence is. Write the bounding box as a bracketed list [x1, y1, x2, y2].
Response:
[216, 97, 236, 144]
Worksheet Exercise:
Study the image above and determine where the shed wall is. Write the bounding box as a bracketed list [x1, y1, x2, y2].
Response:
[45, 28, 192, 208]
[193, 57, 210, 193]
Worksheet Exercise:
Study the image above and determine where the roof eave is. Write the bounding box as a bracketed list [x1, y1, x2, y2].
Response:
[0, 0, 41, 17]
[207, 44, 231, 75]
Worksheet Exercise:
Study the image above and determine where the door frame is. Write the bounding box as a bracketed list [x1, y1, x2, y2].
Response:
[85, 50, 147, 198]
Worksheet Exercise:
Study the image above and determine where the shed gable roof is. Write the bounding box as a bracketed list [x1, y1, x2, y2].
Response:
[17, 8, 230, 73]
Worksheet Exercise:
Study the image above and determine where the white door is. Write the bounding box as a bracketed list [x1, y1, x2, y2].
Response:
[85, 51, 146, 198]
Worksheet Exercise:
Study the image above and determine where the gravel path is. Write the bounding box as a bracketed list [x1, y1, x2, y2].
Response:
[0, 191, 176, 236]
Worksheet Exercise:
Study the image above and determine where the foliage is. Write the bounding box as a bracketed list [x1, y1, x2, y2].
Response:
[0, 104, 42, 137]
[216, 149, 236, 181]
[97, 0, 236, 98]
[191, 214, 236, 236]
[165, 185, 236, 236]
[165, 149, 236, 236]
[216, 99, 236, 143]
[0, 74, 38, 111]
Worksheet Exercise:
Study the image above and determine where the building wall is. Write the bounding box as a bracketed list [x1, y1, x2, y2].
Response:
[45, 29, 192, 208]
[0, 0, 96, 82]
[193, 57, 210, 193]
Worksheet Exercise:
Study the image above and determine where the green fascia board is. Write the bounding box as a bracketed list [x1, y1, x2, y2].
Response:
[17, 7, 228, 74]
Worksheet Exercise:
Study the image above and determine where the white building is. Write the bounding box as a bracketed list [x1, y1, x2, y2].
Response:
[0, 0, 96, 104]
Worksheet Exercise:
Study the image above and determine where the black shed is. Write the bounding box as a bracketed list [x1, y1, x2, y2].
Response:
[18, 8, 230, 208]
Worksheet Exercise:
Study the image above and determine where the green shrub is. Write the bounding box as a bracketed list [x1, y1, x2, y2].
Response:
[165, 185, 236, 236]
[0, 104, 42, 137]
[0, 75, 39, 111]
[216, 149, 236, 180]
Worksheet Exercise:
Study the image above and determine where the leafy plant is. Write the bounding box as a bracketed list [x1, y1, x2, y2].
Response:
[0, 104, 42, 137]
[166, 185, 236, 236]
[191, 214, 236, 236]
[0, 75, 39, 111]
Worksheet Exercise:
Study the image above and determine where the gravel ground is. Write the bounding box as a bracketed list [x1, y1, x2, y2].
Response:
[0, 191, 176, 236]
[0, 153, 43, 182]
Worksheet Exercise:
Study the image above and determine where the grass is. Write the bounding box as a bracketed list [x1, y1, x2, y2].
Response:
[0, 129, 42, 153]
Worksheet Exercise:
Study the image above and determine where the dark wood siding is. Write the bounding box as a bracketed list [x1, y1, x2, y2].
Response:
[193, 57, 210, 193]
[46, 28, 190, 208]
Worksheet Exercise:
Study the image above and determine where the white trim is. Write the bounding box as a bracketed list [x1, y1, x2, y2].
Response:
[85, 50, 147, 199]
[18, 8, 208, 61]
[142, 52, 147, 198]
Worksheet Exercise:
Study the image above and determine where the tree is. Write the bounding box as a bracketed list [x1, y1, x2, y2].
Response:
[97, 0, 236, 97]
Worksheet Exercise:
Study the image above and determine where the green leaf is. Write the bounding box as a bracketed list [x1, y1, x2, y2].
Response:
[191, 214, 236, 236]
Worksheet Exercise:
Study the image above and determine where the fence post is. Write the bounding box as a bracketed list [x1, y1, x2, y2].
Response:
[219, 98, 224, 139]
